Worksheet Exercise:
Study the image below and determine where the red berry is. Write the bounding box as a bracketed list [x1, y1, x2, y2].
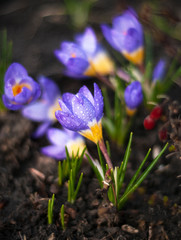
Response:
[150, 106, 163, 121]
[158, 128, 168, 142]
[143, 115, 156, 130]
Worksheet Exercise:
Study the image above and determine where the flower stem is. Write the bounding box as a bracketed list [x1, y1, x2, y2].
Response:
[99, 139, 113, 169]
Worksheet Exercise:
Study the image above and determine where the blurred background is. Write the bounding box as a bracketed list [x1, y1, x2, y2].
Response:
[0, 0, 181, 78]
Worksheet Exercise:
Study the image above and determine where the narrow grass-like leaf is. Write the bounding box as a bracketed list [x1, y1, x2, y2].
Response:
[76, 146, 86, 173]
[48, 194, 55, 224]
[124, 148, 151, 195]
[48, 199, 51, 224]
[60, 204, 65, 230]
[65, 147, 71, 172]
[97, 142, 106, 175]
[68, 180, 71, 202]
[73, 172, 83, 201]
[118, 143, 168, 209]
[58, 161, 63, 186]
[118, 132, 133, 191]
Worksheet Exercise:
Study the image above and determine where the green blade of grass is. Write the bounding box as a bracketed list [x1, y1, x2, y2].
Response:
[124, 148, 151, 195]
[118, 132, 133, 191]
[60, 204, 65, 230]
[118, 143, 168, 209]
[73, 172, 83, 201]
[97, 142, 106, 175]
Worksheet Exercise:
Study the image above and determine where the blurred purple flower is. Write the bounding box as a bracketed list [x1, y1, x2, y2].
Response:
[152, 59, 166, 82]
[101, 8, 144, 65]
[41, 128, 85, 160]
[124, 81, 143, 109]
[54, 27, 114, 78]
[22, 76, 61, 138]
[55, 83, 103, 144]
[2, 63, 41, 110]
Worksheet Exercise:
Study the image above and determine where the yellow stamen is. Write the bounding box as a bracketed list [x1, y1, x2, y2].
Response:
[79, 120, 103, 144]
[122, 47, 144, 65]
[67, 138, 86, 157]
[84, 52, 114, 76]
[12, 83, 32, 96]
[48, 99, 62, 120]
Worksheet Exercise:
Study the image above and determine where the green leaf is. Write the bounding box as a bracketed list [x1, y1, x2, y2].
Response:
[118, 132, 133, 191]
[118, 143, 168, 209]
[97, 142, 106, 175]
[124, 148, 151, 195]
[73, 172, 83, 201]
[60, 204, 65, 230]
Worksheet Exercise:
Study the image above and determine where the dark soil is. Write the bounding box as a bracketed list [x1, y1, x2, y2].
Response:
[0, 0, 181, 239]
[0, 101, 181, 240]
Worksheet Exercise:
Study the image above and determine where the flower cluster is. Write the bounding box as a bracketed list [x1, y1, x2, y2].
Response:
[55, 83, 103, 144]
[54, 27, 114, 78]
[1, 6, 172, 213]
[2, 63, 41, 110]
[101, 8, 144, 65]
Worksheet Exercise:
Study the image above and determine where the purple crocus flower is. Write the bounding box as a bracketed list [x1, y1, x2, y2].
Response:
[54, 27, 114, 78]
[2, 63, 41, 110]
[101, 8, 144, 65]
[124, 81, 143, 109]
[41, 128, 86, 160]
[22, 76, 61, 138]
[55, 83, 103, 144]
[152, 59, 166, 82]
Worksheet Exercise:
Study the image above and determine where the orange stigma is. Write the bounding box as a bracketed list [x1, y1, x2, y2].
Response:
[71, 53, 76, 58]
[12, 83, 32, 97]
[12, 85, 22, 96]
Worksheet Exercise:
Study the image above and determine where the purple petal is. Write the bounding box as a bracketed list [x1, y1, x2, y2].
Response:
[41, 145, 66, 160]
[66, 57, 89, 75]
[38, 76, 60, 103]
[152, 59, 166, 82]
[72, 93, 96, 123]
[4, 78, 15, 100]
[123, 28, 143, 52]
[113, 9, 142, 35]
[111, 29, 125, 52]
[2, 94, 23, 110]
[75, 27, 97, 55]
[55, 42, 87, 65]
[58, 97, 72, 113]
[78, 85, 94, 105]
[4, 63, 28, 83]
[47, 128, 70, 146]
[22, 101, 49, 121]
[14, 87, 32, 104]
[27, 79, 41, 102]
[55, 110, 87, 131]
[101, 25, 121, 51]
[124, 81, 143, 109]
[94, 83, 104, 121]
